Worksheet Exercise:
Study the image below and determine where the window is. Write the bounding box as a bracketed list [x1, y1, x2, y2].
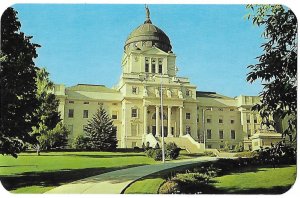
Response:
[68, 109, 74, 118]
[112, 111, 118, 119]
[207, 145, 212, 149]
[254, 118, 258, 124]
[207, 118, 211, 123]
[231, 119, 234, 124]
[145, 57, 149, 72]
[220, 145, 224, 149]
[218, 108, 223, 111]
[83, 101, 89, 104]
[158, 64, 162, 74]
[247, 119, 250, 124]
[186, 126, 191, 134]
[83, 110, 89, 118]
[230, 108, 234, 111]
[151, 59, 156, 73]
[231, 130, 236, 139]
[186, 90, 190, 96]
[207, 129, 212, 139]
[219, 130, 224, 139]
[186, 113, 191, 120]
[132, 86, 138, 94]
[132, 108, 138, 118]
[219, 118, 223, 123]
[68, 100, 74, 104]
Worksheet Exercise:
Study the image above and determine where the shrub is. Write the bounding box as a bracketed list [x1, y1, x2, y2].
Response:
[203, 151, 216, 157]
[165, 142, 180, 160]
[234, 151, 255, 158]
[153, 149, 163, 161]
[173, 172, 210, 184]
[159, 180, 180, 194]
[72, 135, 89, 150]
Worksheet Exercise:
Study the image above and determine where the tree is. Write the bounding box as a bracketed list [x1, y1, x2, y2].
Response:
[0, 8, 40, 157]
[246, 5, 297, 142]
[84, 106, 117, 151]
[32, 68, 66, 153]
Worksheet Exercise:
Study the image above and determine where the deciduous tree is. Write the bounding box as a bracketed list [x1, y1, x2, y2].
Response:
[246, 5, 297, 142]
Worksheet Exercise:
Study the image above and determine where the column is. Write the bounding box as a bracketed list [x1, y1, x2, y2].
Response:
[179, 106, 183, 136]
[143, 105, 148, 135]
[167, 106, 172, 137]
[156, 106, 160, 137]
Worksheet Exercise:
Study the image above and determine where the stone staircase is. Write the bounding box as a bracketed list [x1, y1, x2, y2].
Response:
[158, 134, 205, 153]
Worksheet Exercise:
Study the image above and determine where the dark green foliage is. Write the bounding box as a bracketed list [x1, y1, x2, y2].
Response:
[0, 7, 40, 157]
[165, 142, 180, 160]
[246, 5, 297, 141]
[72, 135, 90, 150]
[159, 180, 180, 194]
[84, 106, 117, 151]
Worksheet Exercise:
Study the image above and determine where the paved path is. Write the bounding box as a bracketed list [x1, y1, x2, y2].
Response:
[45, 157, 217, 194]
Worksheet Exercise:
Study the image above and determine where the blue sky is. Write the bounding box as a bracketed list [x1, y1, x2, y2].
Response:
[12, 4, 265, 97]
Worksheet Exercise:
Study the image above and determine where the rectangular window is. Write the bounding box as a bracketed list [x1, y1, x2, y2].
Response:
[231, 130, 236, 139]
[186, 126, 191, 134]
[112, 111, 118, 119]
[68, 100, 74, 104]
[218, 108, 223, 111]
[207, 144, 212, 149]
[207, 129, 212, 139]
[83, 110, 89, 118]
[247, 119, 250, 123]
[219, 130, 224, 139]
[186, 113, 191, 120]
[207, 118, 211, 123]
[132, 86, 138, 94]
[132, 108, 138, 118]
[186, 90, 190, 96]
[151, 64, 155, 73]
[68, 109, 74, 118]
[254, 119, 258, 124]
[83, 101, 89, 104]
[219, 118, 223, 123]
[158, 64, 162, 74]
[220, 145, 224, 149]
[145, 63, 149, 72]
[231, 119, 234, 124]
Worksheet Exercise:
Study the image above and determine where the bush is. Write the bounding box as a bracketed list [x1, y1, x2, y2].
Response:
[165, 142, 180, 160]
[72, 135, 89, 150]
[203, 151, 217, 157]
[234, 151, 255, 158]
[159, 180, 180, 194]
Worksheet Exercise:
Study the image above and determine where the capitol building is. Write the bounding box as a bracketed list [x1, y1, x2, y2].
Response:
[54, 8, 282, 152]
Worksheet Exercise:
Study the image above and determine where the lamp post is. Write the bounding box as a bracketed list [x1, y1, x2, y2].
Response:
[160, 72, 165, 163]
[202, 107, 212, 149]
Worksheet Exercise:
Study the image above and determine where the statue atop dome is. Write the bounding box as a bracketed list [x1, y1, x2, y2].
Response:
[145, 5, 152, 24]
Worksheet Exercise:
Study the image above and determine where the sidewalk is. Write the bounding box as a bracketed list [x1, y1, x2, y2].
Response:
[45, 157, 217, 194]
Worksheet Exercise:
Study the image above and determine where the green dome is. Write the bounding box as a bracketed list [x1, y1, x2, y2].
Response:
[124, 8, 172, 53]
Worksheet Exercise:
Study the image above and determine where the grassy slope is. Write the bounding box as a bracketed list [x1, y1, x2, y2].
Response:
[0, 151, 156, 193]
[212, 165, 297, 194]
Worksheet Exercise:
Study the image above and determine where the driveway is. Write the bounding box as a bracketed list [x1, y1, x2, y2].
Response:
[45, 157, 217, 194]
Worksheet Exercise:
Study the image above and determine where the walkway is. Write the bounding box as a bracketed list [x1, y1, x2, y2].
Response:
[45, 157, 217, 194]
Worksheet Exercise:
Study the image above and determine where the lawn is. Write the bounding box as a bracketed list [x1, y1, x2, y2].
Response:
[212, 165, 297, 194]
[124, 162, 297, 194]
[0, 151, 156, 193]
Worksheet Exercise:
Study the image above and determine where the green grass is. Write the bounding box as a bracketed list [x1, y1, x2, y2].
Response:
[0, 151, 156, 193]
[124, 178, 165, 194]
[212, 165, 297, 194]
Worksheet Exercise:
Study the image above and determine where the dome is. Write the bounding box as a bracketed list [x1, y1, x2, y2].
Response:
[124, 7, 172, 53]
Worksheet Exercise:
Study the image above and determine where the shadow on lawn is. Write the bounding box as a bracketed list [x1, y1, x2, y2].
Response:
[0, 164, 147, 191]
[25, 153, 146, 158]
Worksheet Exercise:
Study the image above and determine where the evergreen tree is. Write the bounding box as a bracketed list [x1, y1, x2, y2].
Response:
[84, 106, 117, 151]
[0, 8, 40, 157]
